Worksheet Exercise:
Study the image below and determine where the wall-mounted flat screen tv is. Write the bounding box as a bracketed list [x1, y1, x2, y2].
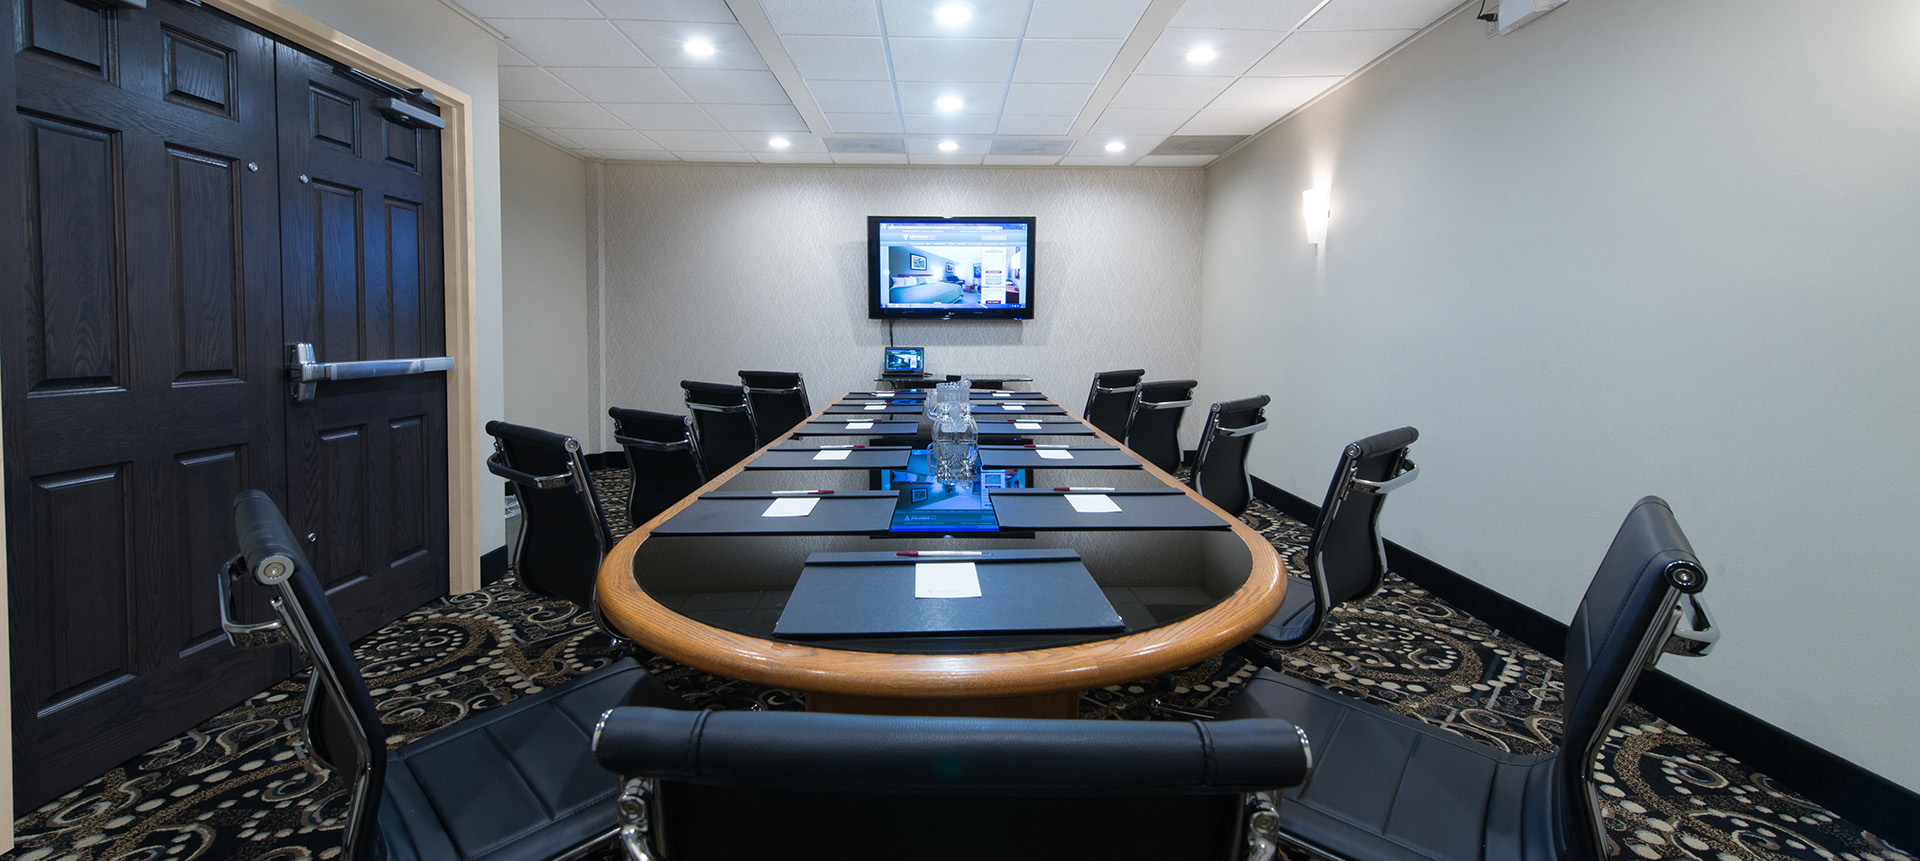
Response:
[868, 216, 1034, 320]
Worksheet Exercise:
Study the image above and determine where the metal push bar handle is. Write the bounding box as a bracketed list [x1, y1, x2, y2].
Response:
[289, 342, 454, 402]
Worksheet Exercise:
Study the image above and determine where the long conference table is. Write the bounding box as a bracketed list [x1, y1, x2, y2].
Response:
[595, 388, 1288, 718]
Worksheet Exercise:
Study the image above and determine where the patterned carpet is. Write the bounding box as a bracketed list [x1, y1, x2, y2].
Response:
[8, 492, 1910, 861]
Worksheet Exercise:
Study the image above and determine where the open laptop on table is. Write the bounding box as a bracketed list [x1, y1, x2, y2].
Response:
[881, 346, 926, 378]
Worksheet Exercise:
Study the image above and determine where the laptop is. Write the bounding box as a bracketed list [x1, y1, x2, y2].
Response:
[881, 346, 925, 377]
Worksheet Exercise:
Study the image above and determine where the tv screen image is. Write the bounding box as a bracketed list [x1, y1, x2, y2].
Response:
[868, 216, 1035, 320]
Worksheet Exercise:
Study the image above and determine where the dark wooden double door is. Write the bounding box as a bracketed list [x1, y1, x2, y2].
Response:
[2, 0, 450, 807]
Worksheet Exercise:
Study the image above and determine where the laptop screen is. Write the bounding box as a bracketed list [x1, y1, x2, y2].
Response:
[882, 347, 924, 375]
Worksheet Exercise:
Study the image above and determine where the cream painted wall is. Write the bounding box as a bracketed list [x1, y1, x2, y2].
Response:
[586, 164, 1206, 453]
[1200, 0, 1920, 789]
[278, 0, 507, 554]
[501, 126, 592, 442]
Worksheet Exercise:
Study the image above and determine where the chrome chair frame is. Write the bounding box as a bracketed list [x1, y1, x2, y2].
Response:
[485, 424, 627, 645]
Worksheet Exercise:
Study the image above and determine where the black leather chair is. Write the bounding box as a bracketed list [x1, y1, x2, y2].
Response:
[1189, 394, 1271, 516]
[1124, 378, 1197, 473]
[681, 380, 759, 478]
[484, 420, 609, 617]
[1220, 496, 1718, 861]
[738, 370, 811, 443]
[1083, 368, 1145, 440]
[608, 407, 706, 529]
[217, 490, 691, 861]
[1249, 426, 1419, 650]
[592, 707, 1313, 861]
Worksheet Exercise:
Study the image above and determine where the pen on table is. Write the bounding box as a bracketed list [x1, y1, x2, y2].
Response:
[1024, 444, 1069, 448]
[770, 489, 835, 495]
[1053, 487, 1115, 492]
[895, 550, 984, 557]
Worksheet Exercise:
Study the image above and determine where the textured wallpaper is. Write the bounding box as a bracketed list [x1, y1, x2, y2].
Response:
[584, 164, 1206, 451]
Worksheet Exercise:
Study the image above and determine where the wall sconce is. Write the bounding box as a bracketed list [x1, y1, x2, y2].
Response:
[1303, 188, 1330, 246]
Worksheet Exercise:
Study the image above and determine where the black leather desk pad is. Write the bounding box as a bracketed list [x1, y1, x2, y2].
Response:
[650, 491, 898, 536]
[964, 402, 1066, 415]
[749, 446, 913, 470]
[977, 446, 1140, 469]
[842, 391, 1047, 401]
[974, 419, 1095, 435]
[774, 549, 1124, 638]
[988, 489, 1230, 531]
[825, 402, 925, 414]
[791, 419, 920, 437]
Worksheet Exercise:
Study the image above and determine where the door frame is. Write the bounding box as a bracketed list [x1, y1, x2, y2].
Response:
[0, 0, 485, 843]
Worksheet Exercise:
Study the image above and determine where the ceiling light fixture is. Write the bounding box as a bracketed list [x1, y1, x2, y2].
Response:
[1105, 141, 1126, 153]
[684, 38, 716, 57]
[769, 137, 791, 149]
[1186, 46, 1218, 64]
[937, 140, 959, 152]
[934, 1, 973, 27]
[935, 96, 964, 112]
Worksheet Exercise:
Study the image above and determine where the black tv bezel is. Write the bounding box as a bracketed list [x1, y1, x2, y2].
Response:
[867, 215, 1036, 321]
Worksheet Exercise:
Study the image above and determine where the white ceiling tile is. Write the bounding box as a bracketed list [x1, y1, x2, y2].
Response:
[1071, 135, 1164, 156]
[595, 150, 683, 160]
[895, 81, 1006, 115]
[603, 103, 718, 130]
[880, 0, 1033, 38]
[1248, 29, 1414, 77]
[1011, 39, 1123, 84]
[615, 20, 767, 69]
[831, 152, 911, 164]
[732, 131, 829, 152]
[765, 0, 883, 35]
[1088, 108, 1195, 135]
[503, 100, 632, 129]
[1209, 76, 1341, 112]
[554, 128, 663, 149]
[983, 154, 1063, 165]
[1134, 154, 1216, 166]
[808, 80, 898, 114]
[1001, 83, 1093, 115]
[783, 36, 892, 79]
[1302, 0, 1462, 30]
[888, 38, 1019, 83]
[1167, 0, 1322, 30]
[1026, 0, 1150, 38]
[591, 0, 737, 22]
[995, 115, 1074, 134]
[664, 68, 794, 104]
[499, 67, 588, 102]
[908, 153, 986, 165]
[462, 0, 599, 17]
[672, 151, 760, 162]
[905, 138, 989, 154]
[492, 19, 655, 67]
[549, 67, 691, 102]
[1176, 109, 1279, 135]
[1060, 154, 1140, 166]
[644, 129, 745, 150]
[497, 42, 536, 66]
[1134, 28, 1287, 77]
[704, 104, 810, 131]
[754, 151, 836, 163]
[827, 113, 904, 133]
[1107, 75, 1235, 110]
[901, 114, 999, 134]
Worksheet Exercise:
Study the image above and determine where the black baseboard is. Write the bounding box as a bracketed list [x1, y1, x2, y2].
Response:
[1250, 476, 1920, 851]
[480, 544, 508, 586]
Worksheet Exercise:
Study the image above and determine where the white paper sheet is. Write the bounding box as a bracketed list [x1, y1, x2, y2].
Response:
[1014, 422, 1043, 430]
[992, 392, 1011, 397]
[845, 421, 874, 430]
[864, 404, 885, 410]
[1002, 404, 1025, 411]
[914, 562, 982, 598]
[1036, 450, 1074, 460]
[762, 497, 820, 517]
[812, 450, 852, 461]
[1066, 494, 1122, 513]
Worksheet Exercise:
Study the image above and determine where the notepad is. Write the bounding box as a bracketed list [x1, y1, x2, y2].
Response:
[813, 449, 852, 461]
[763, 497, 819, 517]
[1015, 422, 1042, 430]
[845, 421, 874, 430]
[1036, 450, 1073, 460]
[1065, 494, 1122, 513]
[1002, 404, 1025, 410]
[914, 562, 982, 598]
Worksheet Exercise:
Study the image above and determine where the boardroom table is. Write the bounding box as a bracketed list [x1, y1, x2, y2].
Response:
[595, 388, 1288, 718]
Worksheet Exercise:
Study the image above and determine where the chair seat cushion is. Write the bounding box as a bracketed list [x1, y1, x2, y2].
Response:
[1220, 669, 1565, 861]
[376, 657, 688, 861]
[1255, 575, 1319, 644]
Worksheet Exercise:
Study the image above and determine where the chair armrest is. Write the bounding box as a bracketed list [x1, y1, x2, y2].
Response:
[1663, 593, 1718, 658]
[1351, 462, 1418, 495]
[1213, 420, 1269, 438]
[486, 453, 576, 489]
[613, 433, 690, 453]
[1136, 398, 1194, 410]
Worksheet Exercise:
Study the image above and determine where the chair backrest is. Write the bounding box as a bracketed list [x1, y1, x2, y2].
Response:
[1554, 496, 1713, 861]
[681, 380, 759, 477]
[1188, 394, 1271, 516]
[593, 707, 1312, 861]
[1124, 379, 1197, 473]
[484, 420, 607, 611]
[608, 407, 707, 529]
[221, 490, 387, 861]
[738, 370, 811, 443]
[1276, 426, 1420, 648]
[1083, 368, 1145, 440]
